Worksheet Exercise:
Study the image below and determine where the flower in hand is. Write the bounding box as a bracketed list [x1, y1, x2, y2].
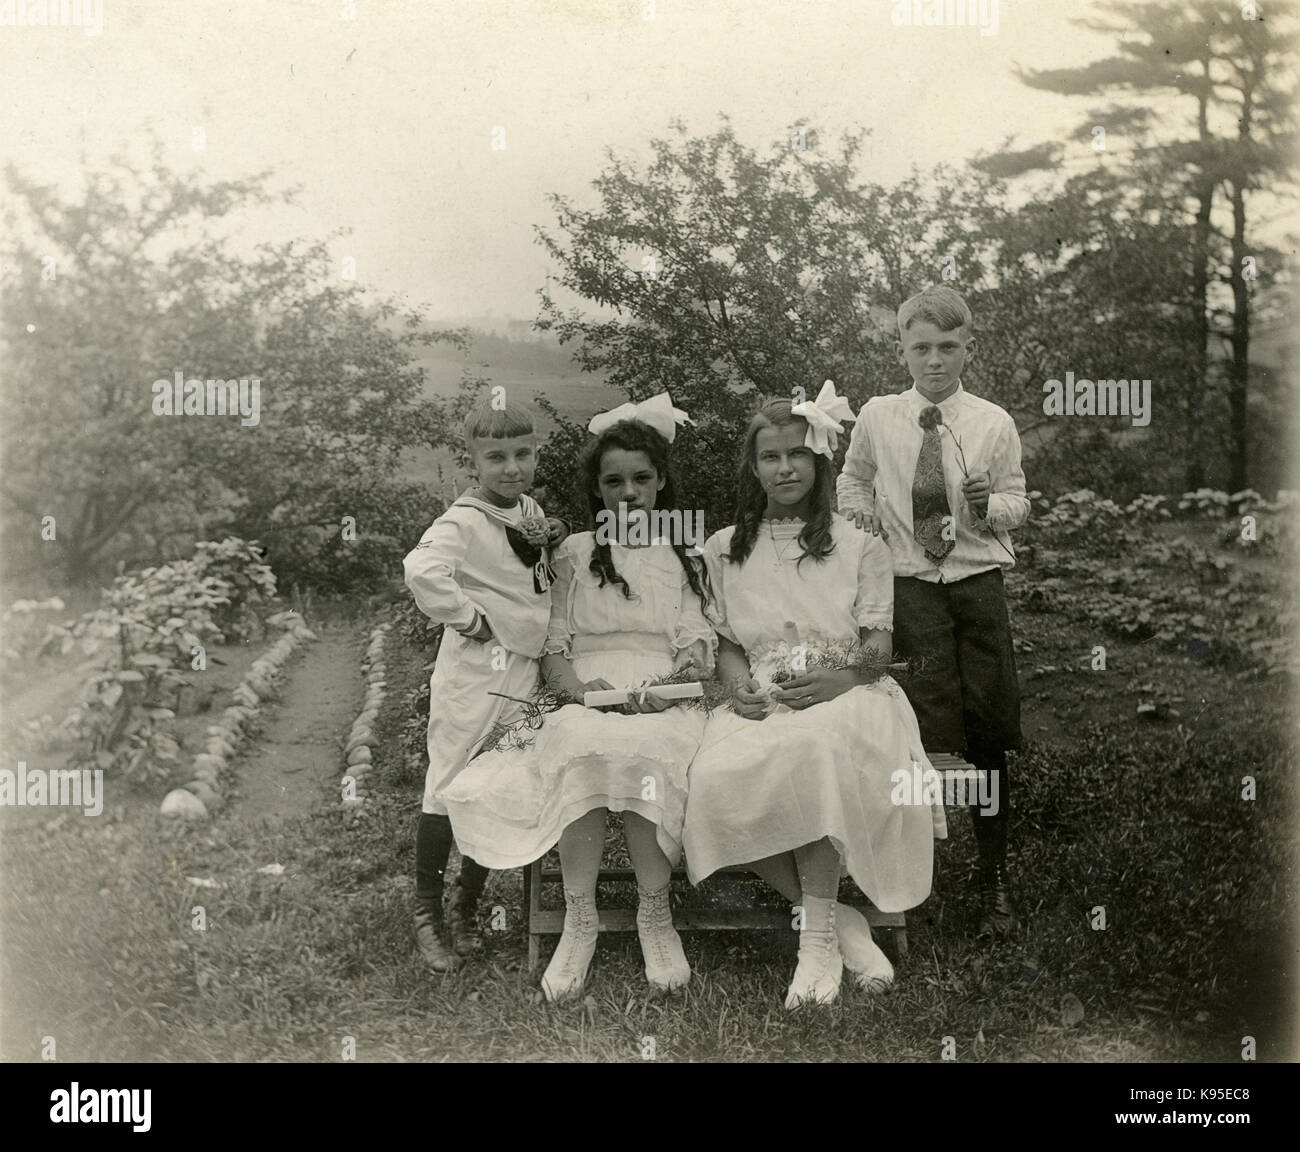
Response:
[730, 675, 769, 722]
[918, 406, 944, 432]
[544, 516, 569, 545]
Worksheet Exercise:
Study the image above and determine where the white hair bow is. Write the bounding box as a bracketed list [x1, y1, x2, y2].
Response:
[587, 392, 693, 443]
[790, 380, 856, 457]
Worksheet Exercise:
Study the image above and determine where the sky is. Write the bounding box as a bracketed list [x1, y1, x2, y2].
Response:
[0, 0, 1263, 322]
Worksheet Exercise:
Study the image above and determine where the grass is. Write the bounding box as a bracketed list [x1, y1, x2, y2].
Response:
[2, 582, 1293, 1063]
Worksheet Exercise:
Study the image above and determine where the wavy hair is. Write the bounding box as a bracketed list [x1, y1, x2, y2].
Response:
[725, 399, 836, 568]
[577, 419, 709, 606]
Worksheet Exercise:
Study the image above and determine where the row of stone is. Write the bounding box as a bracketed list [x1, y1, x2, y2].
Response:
[341, 621, 391, 817]
[160, 620, 319, 821]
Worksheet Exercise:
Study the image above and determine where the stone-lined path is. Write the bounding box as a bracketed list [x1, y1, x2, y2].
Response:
[234, 622, 365, 825]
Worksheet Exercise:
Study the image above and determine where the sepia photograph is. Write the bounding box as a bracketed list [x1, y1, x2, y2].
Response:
[1, 0, 1296, 1093]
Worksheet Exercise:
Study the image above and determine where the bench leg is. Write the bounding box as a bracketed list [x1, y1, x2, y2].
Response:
[524, 861, 542, 972]
[894, 923, 909, 962]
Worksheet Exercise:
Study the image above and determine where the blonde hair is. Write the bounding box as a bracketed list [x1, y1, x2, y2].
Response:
[897, 285, 973, 337]
[462, 395, 535, 445]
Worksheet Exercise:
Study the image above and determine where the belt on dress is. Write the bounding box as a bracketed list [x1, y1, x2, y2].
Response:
[571, 632, 672, 660]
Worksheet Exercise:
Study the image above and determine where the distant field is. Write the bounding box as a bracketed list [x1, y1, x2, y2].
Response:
[403, 341, 623, 492]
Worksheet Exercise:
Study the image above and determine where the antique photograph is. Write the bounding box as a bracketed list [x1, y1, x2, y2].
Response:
[1, 0, 1295, 1079]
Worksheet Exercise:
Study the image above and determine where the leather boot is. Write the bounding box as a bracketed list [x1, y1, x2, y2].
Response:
[446, 882, 484, 958]
[977, 863, 1020, 937]
[447, 857, 489, 958]
[414, 900, 461, 973]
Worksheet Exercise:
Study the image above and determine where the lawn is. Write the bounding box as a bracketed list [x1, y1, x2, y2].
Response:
[1, 528, 1292, 1061]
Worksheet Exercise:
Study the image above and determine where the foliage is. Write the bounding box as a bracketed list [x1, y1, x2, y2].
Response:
[1014, 489, 1295, 672]
[0, 143, 464, 591]
[53, 538, 278, 784]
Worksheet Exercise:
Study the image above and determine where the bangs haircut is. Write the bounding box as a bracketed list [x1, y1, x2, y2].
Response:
[462, 397, 535, 445]
[897, 285, 973, 337]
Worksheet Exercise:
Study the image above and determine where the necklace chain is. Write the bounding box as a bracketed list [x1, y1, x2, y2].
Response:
[766, 520, 801, 566]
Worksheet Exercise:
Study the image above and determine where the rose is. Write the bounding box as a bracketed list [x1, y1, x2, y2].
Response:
[518, 515, 550, 547]
[918, 405, 944, 432]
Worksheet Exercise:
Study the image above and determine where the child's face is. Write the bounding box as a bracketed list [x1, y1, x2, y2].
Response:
[753, 423, 816, 510]
[595, 448, 664, 516]
[897, 319, 974, 401]
[468, 434, 537, 502]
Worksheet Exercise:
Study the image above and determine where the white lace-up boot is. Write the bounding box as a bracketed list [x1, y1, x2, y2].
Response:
[636, 883, 691, 991]
[542, 887, 599, 1002]
[785, 894, 843, 1009]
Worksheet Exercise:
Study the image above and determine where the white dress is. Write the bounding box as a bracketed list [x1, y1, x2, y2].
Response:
[443, 532, 716, 870]
[681, 516, 939, 913]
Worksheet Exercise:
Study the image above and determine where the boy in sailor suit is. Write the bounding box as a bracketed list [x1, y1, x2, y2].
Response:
[403, 397, 567, 971]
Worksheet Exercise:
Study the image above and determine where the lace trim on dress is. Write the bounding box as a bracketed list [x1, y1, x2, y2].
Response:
[855, 617, 894, 633]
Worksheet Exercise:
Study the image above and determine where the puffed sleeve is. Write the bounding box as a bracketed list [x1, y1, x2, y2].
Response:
[542, 537, 577, 658]
[852, 531, 894, 631]
[671, 558, 718, 672]
[701, 530, 738, 645]
[403, 514, 478, 631]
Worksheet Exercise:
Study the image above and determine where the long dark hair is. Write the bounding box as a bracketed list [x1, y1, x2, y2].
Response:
[577, 419, 709, 605]
[726, 399, 836, 568]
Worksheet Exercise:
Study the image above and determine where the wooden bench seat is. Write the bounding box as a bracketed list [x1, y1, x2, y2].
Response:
[523, 753, 980, 969]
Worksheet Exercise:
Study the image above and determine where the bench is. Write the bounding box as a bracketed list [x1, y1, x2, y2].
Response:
[523, 753, 980, 970]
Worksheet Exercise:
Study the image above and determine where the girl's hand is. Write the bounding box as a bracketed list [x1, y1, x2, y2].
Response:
[623, 684, 673, 715]
[773, 668, 858, 710]
[582, 677, 624, 712]
[672, 639, 712, 678]
[730, 676, 769, 722]
[545, 516, 569, 546]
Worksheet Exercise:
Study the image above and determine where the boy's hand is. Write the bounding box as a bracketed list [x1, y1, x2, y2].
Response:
[847, 509, 889, 541]
[461, 613, 494, 643]
[544, 517, 569, 546]
[961, 472, 991, 515]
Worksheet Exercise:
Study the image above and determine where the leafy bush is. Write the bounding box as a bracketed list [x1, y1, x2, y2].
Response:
[53, 537, 278, 785]
[1014, 489, 1294, 673]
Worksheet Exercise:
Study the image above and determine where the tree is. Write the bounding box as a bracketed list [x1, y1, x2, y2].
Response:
[1014, 0, 1298, 491]
[0, 142, 465, 589]
[532, 118, 990, 525]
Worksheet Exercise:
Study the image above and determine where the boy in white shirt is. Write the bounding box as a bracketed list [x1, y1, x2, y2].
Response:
[403, 397, 567, 971]
[837, 286, 1029, 936]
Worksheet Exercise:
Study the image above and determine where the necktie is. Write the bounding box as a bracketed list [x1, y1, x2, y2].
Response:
[912, 409, 954, 565]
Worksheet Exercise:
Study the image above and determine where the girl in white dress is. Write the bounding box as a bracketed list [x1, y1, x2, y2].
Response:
[443, 395, 715, 1001]
[683, 394, 938, 1009]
